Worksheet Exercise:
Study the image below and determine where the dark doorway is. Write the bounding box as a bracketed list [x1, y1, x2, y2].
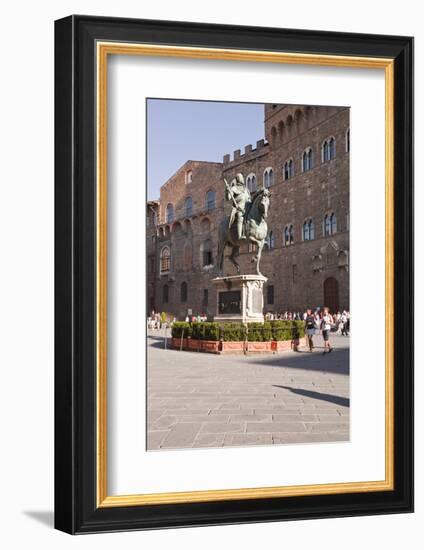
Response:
[324, 277, 339, 313]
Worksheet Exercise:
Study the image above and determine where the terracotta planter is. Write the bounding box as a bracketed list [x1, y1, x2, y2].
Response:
[220, 341, 246, 354]
[200, 340, 220, 353]
[271, 340, 293, 352]
[171, 337, 188, 350]
[187, 338, 200, 351]
[247, 341, 273, 353]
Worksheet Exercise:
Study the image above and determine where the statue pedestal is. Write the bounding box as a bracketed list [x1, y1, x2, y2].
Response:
[212, 274, 268, 324]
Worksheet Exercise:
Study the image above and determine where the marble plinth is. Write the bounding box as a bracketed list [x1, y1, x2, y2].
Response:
[212, 274, 268, 323]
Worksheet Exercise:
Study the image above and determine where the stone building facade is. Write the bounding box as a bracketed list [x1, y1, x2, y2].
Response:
[147, 104, 350, 320]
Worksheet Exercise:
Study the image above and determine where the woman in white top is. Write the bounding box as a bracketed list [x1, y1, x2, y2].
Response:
[321, 307, 334, 354]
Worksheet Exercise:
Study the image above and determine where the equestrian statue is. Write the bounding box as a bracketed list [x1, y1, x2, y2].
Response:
[217, 173, 270, 277]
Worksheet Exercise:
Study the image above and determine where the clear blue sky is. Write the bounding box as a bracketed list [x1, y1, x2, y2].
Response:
[147, 99, 264, 200]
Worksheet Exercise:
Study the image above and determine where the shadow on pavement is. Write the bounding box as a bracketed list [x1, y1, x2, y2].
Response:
[148, 340, 169, 349]
[147, 334, 169, 341]
[247, 347, 349, 375]
[273, 385, 350, 408]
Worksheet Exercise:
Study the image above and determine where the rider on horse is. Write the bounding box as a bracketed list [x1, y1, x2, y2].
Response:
[224, 173, 251, 240]
[218, 176, 270, 276]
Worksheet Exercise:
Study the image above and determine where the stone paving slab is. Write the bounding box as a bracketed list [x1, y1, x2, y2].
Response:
[246, 422, 307, 433]
[272, 432, 349, 444]
[273, 414, 318, 422]
[200, 422, 244, 434]
[147, 330, 350, 451]
[161, 423, 202, 448]
[223, 434, 273, 446]
[229, 413, 273, 422]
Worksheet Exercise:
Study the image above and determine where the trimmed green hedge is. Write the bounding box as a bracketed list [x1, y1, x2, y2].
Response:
[291, 320, 305, 339]
[204, 322, 220, 341]
[190, 322, 220, 341]
[221, 322, 247, 342]
[247, 322, 272, 342]
[171, 321, 192, 338]
[271, 320, 305, 341]
[172, 320, 304, 342]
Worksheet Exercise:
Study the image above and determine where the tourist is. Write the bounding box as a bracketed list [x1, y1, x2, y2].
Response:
[321, 307, 334, 354]
[304, 308, 316, 352]
[341, 310, 350, 335]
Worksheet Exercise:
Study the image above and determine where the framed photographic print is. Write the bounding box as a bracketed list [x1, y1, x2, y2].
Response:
[54, 15, 414, 534]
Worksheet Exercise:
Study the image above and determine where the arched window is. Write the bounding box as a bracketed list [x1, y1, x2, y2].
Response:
[172, 221, 183, 237]
[302, 218, 315, 241]
[302, 148, 313, 172]
[266, 231, 275, 249]
[283, 158, 294, 180]
[322, 137, 336, 162]
[205, 189, 215, 211]
[303, 220, 309, 241]
[324, 212, 337, 236]
[180, 282, 188, 302]
[162, 284, 169, 303]
[186, 170, 193, 184]
[346, 128, 350, 153]
[160, 246, 171, 273]
[201, 239, 213, 267]
[264, 167, 274, 188]
[331, 213, 337, 234]
[330, 137, 336, 159]
[246, 173, 257, 192]
[284, 226, 289, 246]
[166, 203, 174, 223]
[323, 140, 329, 162]
[284, 225, 294, 246]
[184, 196, 193, 217]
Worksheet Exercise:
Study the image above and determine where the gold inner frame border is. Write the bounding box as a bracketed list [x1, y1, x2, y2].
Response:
[96, 42, 394, 508]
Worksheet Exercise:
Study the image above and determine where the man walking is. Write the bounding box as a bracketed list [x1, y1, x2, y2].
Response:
[321, 307, 334, 354]
[304, 308, 316, 352]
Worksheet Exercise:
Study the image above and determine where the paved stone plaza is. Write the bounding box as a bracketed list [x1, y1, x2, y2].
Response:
[147, 330, 349, 450]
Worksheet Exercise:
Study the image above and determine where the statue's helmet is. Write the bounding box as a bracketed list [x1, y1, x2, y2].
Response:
[235, 173, 245, 185]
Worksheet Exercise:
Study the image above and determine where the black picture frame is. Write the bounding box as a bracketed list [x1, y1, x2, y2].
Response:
[55, 15, 414, 534]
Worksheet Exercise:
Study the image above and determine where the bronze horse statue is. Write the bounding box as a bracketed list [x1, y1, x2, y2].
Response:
[217, 189, 270, 276]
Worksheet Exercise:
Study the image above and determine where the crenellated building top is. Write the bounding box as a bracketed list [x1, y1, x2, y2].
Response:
[222, 138, 269, 166]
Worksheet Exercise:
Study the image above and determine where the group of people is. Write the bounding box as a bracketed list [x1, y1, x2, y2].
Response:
[185, 314, 208, 323]
[304, 308, 350, 354]
[265, 307, 350, 354]
[146, 311, 175, 330]
[265, 311, 304, 321]
[147, 311, 210, 330]
[147, 312, 163, 330]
